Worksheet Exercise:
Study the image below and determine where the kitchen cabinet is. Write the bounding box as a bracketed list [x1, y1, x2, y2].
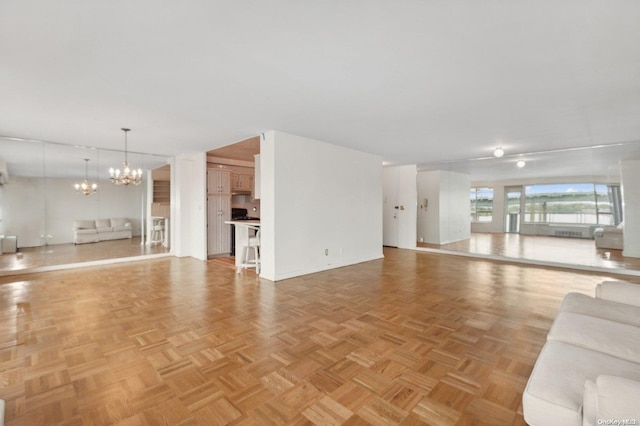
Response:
[207, 195, 231, 255]
[207, 169, 231, 256]
[208, 169, 231, 194]
[231, 173, 253, 192]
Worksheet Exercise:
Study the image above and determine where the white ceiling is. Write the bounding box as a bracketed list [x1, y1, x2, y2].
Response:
[1, 1, 640, 165]
[419, 141, 640, 182]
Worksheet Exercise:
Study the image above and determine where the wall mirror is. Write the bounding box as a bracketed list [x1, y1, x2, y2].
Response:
[0, 137, 171, 275]
[416, 141, 640, 273]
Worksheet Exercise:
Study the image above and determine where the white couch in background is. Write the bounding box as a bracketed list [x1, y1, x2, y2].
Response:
[73, 218, 132, 244]
[593, 221, 624, 250]
[523, 280, 640, 426]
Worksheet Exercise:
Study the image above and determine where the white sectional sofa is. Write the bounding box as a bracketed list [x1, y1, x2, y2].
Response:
[523, 281, 640, 426]
[73, 218, 132, 244]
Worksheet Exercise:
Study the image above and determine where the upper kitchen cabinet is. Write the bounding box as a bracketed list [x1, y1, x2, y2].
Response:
[231, 172, 253, 192]
[207, 169, 231, 194]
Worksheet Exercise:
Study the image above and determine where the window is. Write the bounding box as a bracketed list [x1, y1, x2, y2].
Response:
[470, 187, 493, 223]
[523, 183, 620, 225]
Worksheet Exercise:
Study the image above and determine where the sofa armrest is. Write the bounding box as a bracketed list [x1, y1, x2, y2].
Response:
[583, 375, 640, 426]
[596, 281, 640, 307]
[603, 227, 623, 235]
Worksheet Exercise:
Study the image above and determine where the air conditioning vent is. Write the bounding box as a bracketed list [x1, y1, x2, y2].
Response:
[554, 230, 584, 238]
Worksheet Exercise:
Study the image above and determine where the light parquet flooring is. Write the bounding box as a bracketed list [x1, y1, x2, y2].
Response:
[1, 248, 638, 425]
[418, 232, 640, 272]
[0, 237, 170, 273]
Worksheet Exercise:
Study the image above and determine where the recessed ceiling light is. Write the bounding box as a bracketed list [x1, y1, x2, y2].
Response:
[517, 160, 526, 168]
[493, 147, 504, 158]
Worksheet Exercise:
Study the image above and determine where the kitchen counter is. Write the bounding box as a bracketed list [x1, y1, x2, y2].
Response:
[225, 221, 260, 271]
[225, 220, 260, 226]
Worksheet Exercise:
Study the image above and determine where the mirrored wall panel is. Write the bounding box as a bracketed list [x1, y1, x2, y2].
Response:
[0, 137, 171, 274]
[416, 142, 640, 272]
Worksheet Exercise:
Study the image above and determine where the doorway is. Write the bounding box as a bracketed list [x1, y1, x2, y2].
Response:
[504, 186, 523, 233]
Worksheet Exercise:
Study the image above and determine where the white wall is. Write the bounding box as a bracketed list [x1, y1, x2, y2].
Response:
[442, 171, 471, 244]
[174, 153, 207, 260]
[0, 176, 143, 247]
[620, 160, 640, 258]
[0, 177, 46, 247]
[417, 171, 440, 243]
[260, 131, 383, 281]
[417, 170, 470, 244]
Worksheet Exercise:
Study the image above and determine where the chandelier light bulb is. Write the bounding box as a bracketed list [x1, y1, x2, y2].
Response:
[493, 147, 505, 158]
[109, 128, 143, 186]
[74, 158, 98, 195]
[517, 160, 526, 168]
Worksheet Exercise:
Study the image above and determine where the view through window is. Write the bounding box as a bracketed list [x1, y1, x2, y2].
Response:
[523, 183, 621, 225]
[470, 187, 493, 223]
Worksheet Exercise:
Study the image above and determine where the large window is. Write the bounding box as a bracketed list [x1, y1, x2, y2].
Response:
[470, 187, 493, 223]
[523, 183, 620, 225]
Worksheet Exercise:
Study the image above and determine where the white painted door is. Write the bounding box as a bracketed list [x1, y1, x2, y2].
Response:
[383, 197, 399, 247]
[383, 166, 418, 248]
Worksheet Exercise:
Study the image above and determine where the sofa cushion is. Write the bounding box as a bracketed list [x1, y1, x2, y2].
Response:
[523, 341, 640, 426]
[560, 292, 640, 327]
[75, 228, 98, 235]
[97, 227, 114, 233]
[548, 312, 640, 363]
[74, 220, 96, 230]
[110, 218, 130, 228]
[596, 281, 640, 307]
[583, 375, 640, 426]
[95, 219, 111, 229]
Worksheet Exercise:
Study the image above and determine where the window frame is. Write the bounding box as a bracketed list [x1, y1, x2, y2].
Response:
[470, 187, 494, 223]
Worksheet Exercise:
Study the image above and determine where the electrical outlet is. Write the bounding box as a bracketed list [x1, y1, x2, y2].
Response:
[325, 249, 328, 256]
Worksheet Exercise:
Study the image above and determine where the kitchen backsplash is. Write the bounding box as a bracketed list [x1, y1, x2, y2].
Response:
[231, 194, 260, 217]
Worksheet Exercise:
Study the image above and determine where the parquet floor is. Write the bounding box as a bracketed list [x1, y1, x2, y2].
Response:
[1, 248, 637, 425]
[418, 232, 640, 272]
[0, 237, 170, 273]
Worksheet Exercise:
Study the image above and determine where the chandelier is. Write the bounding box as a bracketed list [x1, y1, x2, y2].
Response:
[74, 158, 98, 195]
[109, 128, 143, 185]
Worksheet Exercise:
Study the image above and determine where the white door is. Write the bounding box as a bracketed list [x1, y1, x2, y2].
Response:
[383, 174, 400, 247]
[383, 166, 418, 248]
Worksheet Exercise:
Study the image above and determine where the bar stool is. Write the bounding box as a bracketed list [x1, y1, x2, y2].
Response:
[239, 228, 260, 273]
[150, 217, 165, 245]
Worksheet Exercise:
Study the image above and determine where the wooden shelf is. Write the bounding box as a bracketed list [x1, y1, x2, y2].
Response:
[153, 181, 170, 203]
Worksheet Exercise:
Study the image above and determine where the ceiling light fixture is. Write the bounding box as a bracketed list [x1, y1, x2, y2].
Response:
[109, 128, 143, 185]
[493, 147, 505, 158]
[74, 158, 98, 195]
[517, 160, 526, 168]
